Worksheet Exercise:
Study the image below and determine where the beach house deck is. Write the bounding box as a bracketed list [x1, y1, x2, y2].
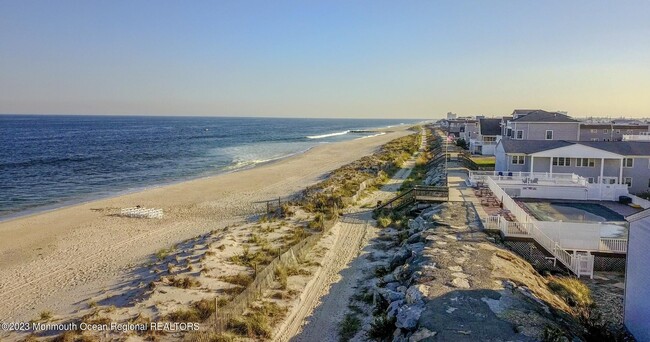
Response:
[468, 171, 648, 277]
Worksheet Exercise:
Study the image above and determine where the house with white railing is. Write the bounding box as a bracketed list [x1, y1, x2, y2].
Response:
[495, 139, 650, 195]
[470, 171, 646, 278]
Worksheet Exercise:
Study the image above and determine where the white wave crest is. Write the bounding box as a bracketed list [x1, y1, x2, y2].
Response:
[306, 130, 350, 139]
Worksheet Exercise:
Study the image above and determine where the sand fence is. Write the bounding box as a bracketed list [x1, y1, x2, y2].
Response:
[191, 217, 339, 339]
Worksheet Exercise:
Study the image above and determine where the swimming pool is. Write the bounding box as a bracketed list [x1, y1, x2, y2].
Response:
[522, 201, 627, 238]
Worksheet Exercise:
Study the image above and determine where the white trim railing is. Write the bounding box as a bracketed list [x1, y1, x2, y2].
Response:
[469, 171, 584, 186]
[484, 178, 589, 276]
[486, 177, 529, 223]
[483, 215, 501, 230]
[599, 238, 627, 253]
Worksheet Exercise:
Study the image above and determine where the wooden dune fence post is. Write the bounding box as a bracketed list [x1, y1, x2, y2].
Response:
[214, 297, 218, 333]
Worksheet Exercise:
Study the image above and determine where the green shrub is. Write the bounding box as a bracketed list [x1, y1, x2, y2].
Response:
[368, 314, 396, 340]
[377, 216, 392, 228]
[219, 273, 253, 287]
[167, 276, 201, 289]
[339, 314, 361, 341]
[228, 314, 271, 338]
[167, 308, 200, 322]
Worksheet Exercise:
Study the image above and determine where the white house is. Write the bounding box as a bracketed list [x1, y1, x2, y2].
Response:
[469, 118, 501, 155]
[625, 208, 650, 342]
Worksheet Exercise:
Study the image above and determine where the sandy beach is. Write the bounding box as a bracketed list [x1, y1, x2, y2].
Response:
[0, 126, 412, 323]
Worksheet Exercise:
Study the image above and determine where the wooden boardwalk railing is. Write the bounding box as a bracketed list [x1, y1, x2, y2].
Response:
[375, 185, 449, 212]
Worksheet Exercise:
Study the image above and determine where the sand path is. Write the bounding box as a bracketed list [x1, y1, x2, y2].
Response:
[273, 129, 425, 341]
[0, 127, 413, 323]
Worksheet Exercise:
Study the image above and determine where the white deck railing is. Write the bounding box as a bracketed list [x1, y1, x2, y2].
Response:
[483, 177, 628, 277]
[120, 207, 164, 219]
[470, 171, 586, 186]
[599, 238, 628, 253]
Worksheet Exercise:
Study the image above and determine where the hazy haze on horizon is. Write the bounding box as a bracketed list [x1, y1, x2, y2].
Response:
[1, 1, 649, 119]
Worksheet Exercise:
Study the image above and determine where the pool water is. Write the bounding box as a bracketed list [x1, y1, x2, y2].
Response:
[524, 202, 624, 222]
[523, 201, 627, 238]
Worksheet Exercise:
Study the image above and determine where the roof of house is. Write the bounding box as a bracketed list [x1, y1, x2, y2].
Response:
[580, 123, 649, 129]
[500, 139, 650, 156]
[512, 109, 541, 115]
[510, 110, 579, 123]
[580, 141, 650, 156]
[479, 118, 502, 136]
[627, 208, 650, 222]
[500, 139, 573, 154]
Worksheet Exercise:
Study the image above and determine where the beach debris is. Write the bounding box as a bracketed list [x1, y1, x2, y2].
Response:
[120, 207, 164, 219]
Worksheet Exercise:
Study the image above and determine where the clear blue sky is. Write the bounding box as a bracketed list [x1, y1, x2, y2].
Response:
[1, 1, 649, 118]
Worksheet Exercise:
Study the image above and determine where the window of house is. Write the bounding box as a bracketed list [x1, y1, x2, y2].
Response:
[623, 158, 634, 168]
[484, 136, 496, 142]
[588, 177, 595, 184]
[624, 177, 632, 187]
[507, 128, 512, 137]
[552, 157, 571, 166]
[545, 130, 553, 140]
[604, 129, 609, 134]
[512, 156, 525, 165]
[576, 158, 595, 167]
[590, 129, 597, 133]
[516, 130, 523, 139]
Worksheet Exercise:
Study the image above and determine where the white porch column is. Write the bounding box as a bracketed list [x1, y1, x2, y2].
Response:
[619, 158, 624, 184]
[549, 157, 553, 176]
[600, 158, 605, 199]
[530, 156, 535, 174]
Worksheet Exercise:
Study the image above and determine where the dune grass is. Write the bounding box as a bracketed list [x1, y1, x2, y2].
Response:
[547, 276, 593, 308]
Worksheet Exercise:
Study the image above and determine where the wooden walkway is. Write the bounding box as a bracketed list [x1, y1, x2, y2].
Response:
[375, 185, 449, 212]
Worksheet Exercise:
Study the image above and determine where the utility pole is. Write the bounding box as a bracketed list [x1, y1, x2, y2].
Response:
[445, 135, 449, 176]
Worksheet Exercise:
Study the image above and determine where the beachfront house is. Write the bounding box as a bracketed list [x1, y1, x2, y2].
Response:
[470, 118, 501, 155]
[443, 118, 476, 138]
[494, 139, 650, 195]
[503, 110, 580, 141]
[580, 123, 650, 142]
[459, 120, 478, 145]
[624, 208, 650, 342]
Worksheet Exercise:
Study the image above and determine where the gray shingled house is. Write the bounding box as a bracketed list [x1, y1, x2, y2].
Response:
[495, 139, 650, 195]
[504, 110, 580, 141]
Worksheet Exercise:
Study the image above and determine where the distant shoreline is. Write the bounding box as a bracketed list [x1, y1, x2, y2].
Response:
[0, 115, 420, 222]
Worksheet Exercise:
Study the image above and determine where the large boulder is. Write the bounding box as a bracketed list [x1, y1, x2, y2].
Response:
[395, 303, 426, 330]
[387, 299, 404, 319]
[392, 264, 414, 283]
[376, 287, 406, 302]
[390, 246, 412, 269]
[405, 284, 429, 305]
[407, 232, 424, 244]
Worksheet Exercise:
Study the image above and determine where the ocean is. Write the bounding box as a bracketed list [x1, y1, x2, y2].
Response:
[0, 115, 418, 219]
